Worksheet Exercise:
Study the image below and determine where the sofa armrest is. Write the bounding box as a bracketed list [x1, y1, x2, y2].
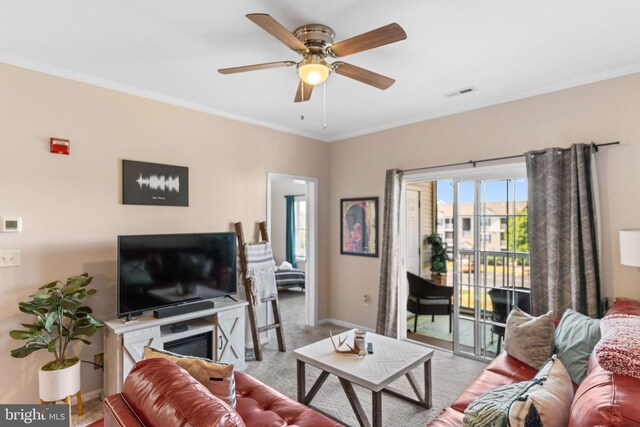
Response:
[570, 364, 640, 426]
[122, 358, 246, 427]
[103, 394, 143, 427]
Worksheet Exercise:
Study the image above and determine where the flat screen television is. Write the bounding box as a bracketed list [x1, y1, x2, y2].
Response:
[117, 232, 237, 317]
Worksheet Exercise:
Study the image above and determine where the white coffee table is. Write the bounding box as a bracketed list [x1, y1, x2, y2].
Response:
[294, 329, 434, 427]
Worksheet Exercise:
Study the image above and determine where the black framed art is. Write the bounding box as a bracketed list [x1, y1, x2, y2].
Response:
[340, 197, 378, 257]
[122, 160, 189, 206]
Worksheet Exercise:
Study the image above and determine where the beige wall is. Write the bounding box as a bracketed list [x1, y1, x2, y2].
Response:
[0, 63, 329, 404]
[329, 72, 640, 329]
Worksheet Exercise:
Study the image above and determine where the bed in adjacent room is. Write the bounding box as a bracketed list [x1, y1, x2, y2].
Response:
[275, 267, 306, 290]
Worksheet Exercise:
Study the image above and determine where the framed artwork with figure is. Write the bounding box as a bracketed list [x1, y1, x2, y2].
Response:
[340, 197, 378, 257]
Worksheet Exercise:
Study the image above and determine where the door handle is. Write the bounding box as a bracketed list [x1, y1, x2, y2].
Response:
[218, 336, 223, 350]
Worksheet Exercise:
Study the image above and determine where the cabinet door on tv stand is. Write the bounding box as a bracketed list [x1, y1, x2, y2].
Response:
[215, 306, 245, 369]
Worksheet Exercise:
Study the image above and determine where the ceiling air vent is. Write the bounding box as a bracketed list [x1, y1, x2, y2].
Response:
[445, 86, 477, 98]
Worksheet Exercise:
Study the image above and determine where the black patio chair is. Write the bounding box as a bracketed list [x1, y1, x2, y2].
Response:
[487, 287, 531, 353]
[406, 271, 454, 333]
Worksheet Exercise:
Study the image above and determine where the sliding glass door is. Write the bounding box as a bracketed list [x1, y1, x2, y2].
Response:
[450, 177, 530, 358]
[402, 163, 530, 359]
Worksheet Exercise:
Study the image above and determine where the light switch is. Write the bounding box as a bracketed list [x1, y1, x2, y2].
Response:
[0, 250, 20, 267]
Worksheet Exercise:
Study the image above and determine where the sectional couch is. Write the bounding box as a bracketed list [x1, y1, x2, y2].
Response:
[429, 297, 640, 426]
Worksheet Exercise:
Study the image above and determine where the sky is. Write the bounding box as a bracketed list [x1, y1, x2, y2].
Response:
[437, 179, 528, 204]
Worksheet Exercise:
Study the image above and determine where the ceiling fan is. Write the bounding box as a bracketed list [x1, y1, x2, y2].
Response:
[218, 14, 407, 102]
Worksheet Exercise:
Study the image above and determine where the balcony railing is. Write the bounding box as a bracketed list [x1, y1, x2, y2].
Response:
[453, 250, 530, 312]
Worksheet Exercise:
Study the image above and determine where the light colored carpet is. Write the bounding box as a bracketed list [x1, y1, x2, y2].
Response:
[244, 290, 486, 426]
[72, 396, 103, 426]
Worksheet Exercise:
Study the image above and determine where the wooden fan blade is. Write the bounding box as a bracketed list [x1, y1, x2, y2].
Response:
[246, 13, 308, 53]
[218, 61, 296, 74]
[333, 62, 395, 90]
[294, 80, 314, 103]
[329, 23, 407, 57]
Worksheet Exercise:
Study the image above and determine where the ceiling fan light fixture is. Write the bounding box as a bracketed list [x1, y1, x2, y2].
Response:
[298, 56, 330, 86]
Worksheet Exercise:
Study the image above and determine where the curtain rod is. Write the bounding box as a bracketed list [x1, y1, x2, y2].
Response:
[284, 194, 305, 198]
[400, 141, 620, 173]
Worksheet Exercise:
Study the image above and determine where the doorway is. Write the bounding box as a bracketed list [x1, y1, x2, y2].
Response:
[267, 173, 318, 327]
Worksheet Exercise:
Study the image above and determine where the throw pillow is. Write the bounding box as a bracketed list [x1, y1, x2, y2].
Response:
[554, 309, 600, 384]
[504, 306, 554, 369]
[463, 356, 574, 427]
[508, 355, 574, 427]
[463, 380, 539, 427]
[143, 346, 236, 408]
[595, 314, 640, 379]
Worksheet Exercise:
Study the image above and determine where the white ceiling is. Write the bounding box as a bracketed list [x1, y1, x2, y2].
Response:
[2, 1, 640, 142]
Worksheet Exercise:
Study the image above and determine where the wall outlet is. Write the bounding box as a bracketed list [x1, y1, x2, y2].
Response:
[94, 352, 104, 370]
[363, 294, 371, 306]
[0, 249, 20, 268]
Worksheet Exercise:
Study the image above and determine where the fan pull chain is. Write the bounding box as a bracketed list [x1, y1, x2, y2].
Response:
[323, 81, 327, 130]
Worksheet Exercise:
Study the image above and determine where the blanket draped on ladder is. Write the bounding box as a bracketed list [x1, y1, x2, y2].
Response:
[245, 242, 277, 305]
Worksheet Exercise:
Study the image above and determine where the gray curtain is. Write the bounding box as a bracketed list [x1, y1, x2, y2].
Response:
[376, 168, 403, 337]
[526, 144, 601, 318]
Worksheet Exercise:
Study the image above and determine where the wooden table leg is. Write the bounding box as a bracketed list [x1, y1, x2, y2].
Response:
[302, 371, 330, 406]
[424, 358, 432, 409]
[339, 377, 371, 427]
[372, 390, 382, 427]
[76, 391, 83, 416]
[297, 359, 305, 402]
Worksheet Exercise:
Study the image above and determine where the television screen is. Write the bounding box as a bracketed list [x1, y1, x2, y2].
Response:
[117, 232, 237, 317]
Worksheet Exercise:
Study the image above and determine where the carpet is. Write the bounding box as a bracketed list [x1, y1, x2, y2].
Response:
[244, 290, 486, 426]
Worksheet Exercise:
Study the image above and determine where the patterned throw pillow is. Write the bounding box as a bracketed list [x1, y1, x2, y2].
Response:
[595, 314, 640, 379]
[505, 306, 554, 369]
[509, 355, 574, 426]
[463, 356, 573, 427]
[143, 346, 236, 408]
[463, 380, 539, 427]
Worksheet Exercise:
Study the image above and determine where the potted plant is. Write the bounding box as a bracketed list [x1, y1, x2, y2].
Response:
[9, 273, 104, 402]
[427, 232, 449, 285]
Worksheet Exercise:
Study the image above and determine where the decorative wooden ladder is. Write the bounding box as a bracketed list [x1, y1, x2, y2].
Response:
[235, 221, 286, 361]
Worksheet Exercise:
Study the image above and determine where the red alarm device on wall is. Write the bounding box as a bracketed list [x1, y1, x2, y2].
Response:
[50, 138, 70, 155]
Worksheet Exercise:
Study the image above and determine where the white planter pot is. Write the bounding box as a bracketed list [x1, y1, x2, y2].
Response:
[38, 360, 81, 402]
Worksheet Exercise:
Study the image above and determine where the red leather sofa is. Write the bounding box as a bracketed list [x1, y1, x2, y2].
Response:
[92, 358, 341, 427]
[428, 298, 640, 426]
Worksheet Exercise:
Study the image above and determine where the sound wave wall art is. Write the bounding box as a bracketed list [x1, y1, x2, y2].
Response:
[122, 160, 189, 206]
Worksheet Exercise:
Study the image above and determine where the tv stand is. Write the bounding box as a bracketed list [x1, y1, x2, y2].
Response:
[103, 298, 248, 395]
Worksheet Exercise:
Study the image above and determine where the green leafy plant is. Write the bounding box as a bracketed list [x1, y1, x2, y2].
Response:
[9, 274, 104, 371]
[427, 232, 449, 275]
